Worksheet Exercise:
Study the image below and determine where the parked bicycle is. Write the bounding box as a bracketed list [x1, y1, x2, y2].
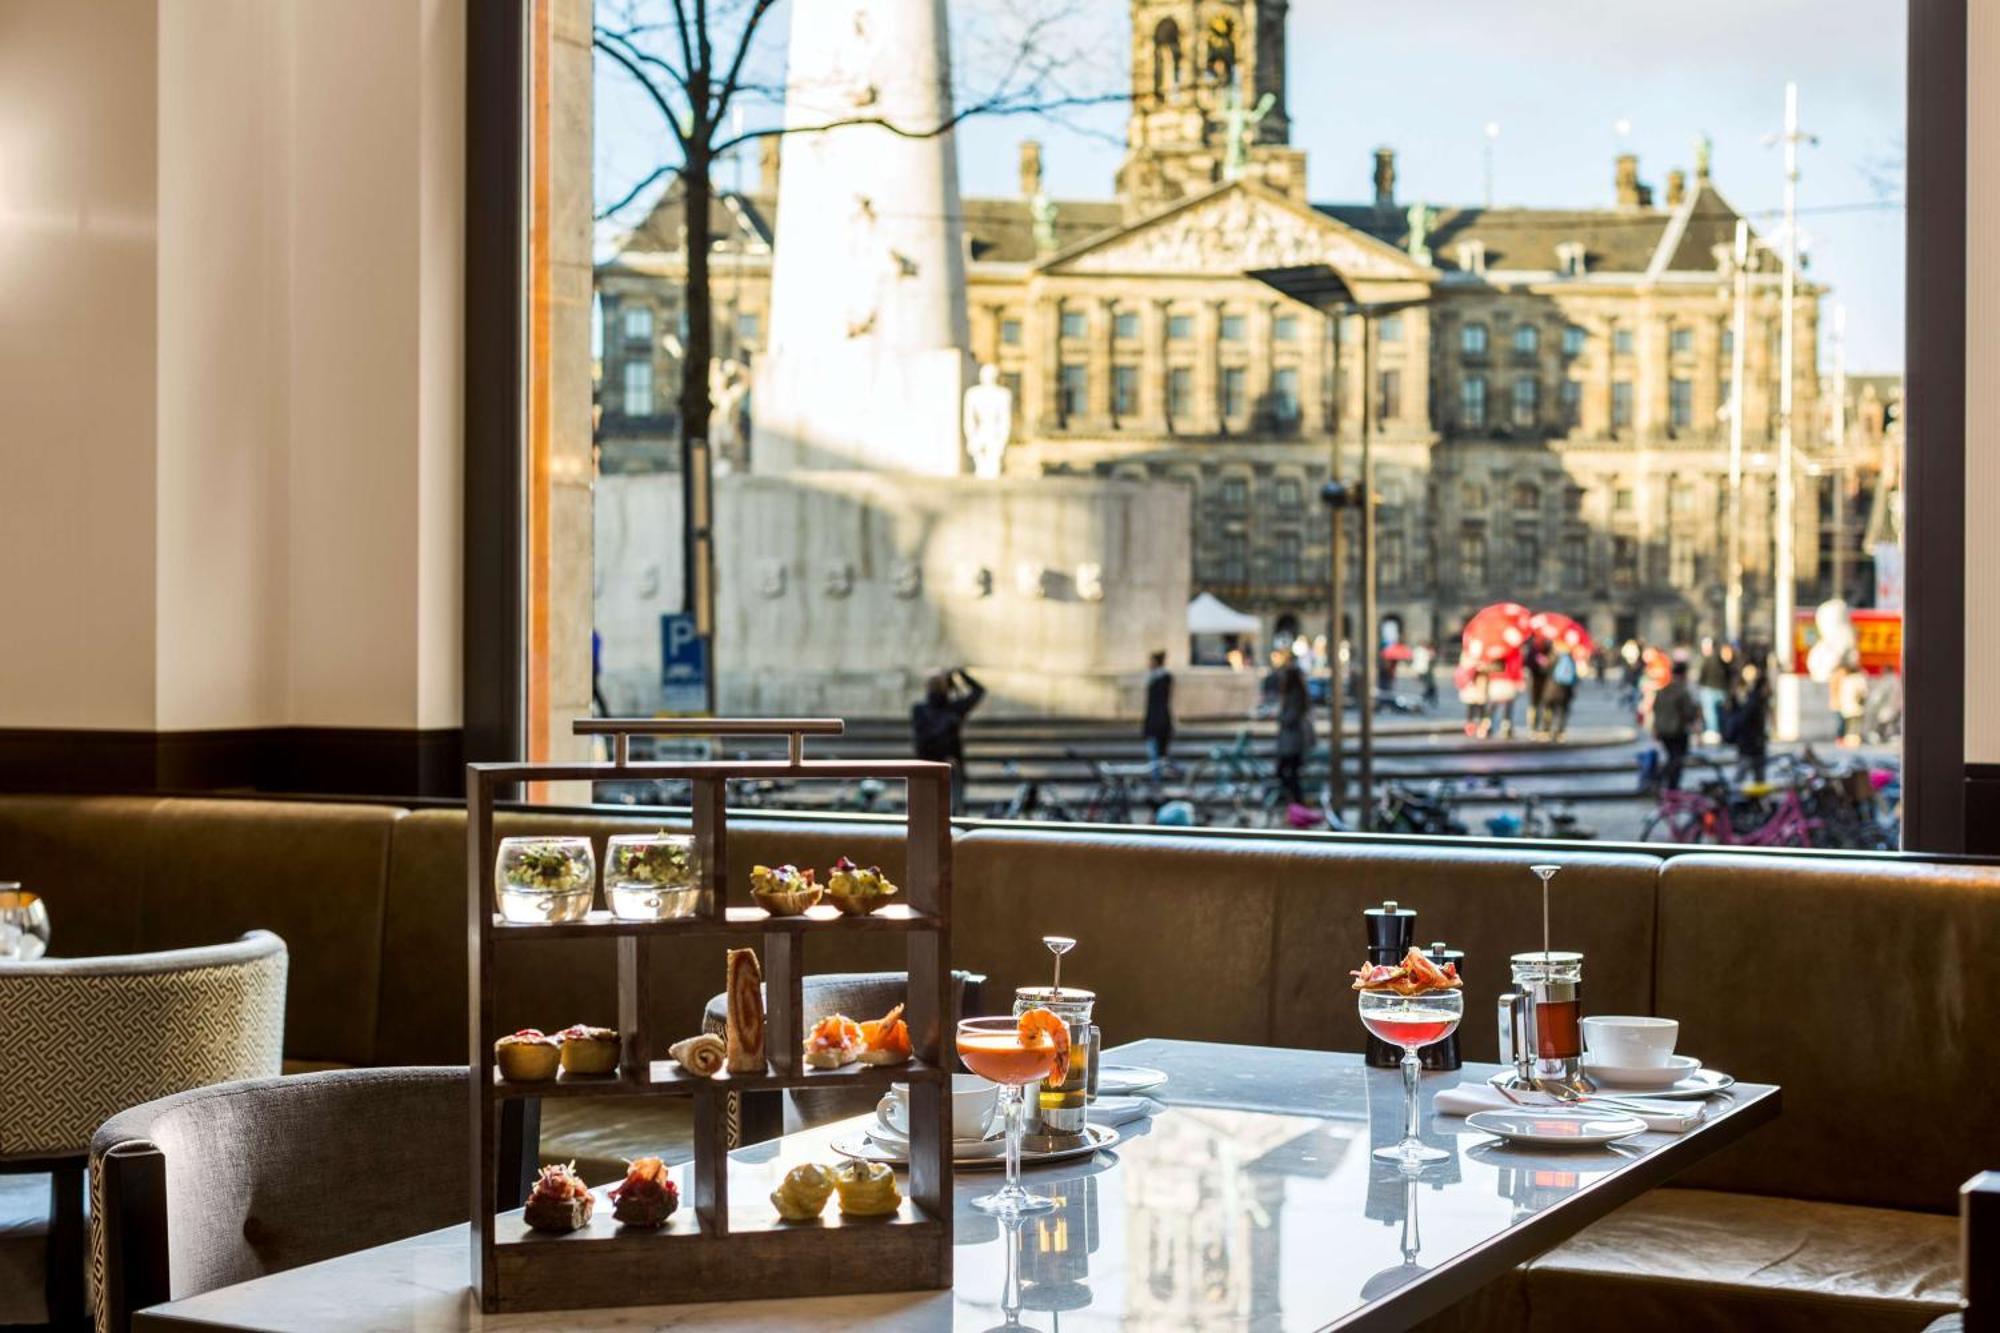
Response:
[984, 761, 1079, 822]
[1640, 758, 1820, 847]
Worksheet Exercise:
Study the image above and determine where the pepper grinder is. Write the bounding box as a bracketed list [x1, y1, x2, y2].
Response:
[1418, 941, 1464, 1071]
[1363, 900, 1417, 1069]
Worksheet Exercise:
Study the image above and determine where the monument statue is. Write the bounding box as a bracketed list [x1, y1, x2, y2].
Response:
[1405, 201, 1435, 265]
[1030, 191, 1060, 254]
[708, 358, 750, 469]
[962, 363, 1013, 479]
[1221, 88, 1276, 181]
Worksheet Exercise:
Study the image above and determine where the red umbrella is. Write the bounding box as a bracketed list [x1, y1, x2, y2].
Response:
[1380, 643, 1414, 662]
[1528, 610, 1595, 656]
[1460, 602, 1531, 663]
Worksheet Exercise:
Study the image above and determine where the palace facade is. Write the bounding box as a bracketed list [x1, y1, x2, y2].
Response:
[599, 0, 1880, 654]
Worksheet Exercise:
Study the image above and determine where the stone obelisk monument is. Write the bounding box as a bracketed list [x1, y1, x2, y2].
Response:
[752, 0, 971, 475]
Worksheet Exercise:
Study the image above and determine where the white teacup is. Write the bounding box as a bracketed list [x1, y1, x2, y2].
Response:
[878, 1075, 999, 1142]
[1582, 1015, 1679, 1068]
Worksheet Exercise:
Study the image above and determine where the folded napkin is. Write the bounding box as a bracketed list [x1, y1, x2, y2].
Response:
[1089, 1095, 1163, 1128]
[1434, 1082, 1703, 1134]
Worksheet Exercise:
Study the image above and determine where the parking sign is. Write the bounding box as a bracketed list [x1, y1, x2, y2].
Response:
[660, 613, 710, 715]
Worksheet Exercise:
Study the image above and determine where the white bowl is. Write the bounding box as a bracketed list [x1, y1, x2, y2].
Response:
[1581, 1015, 1678, 1068]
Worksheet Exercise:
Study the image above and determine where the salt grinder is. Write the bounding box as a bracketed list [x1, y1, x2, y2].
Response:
[1363, 900, 1416, 1069]
[1418, 941, 1464, 1071]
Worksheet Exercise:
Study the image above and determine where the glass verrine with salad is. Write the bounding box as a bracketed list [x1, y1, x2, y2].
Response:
[1354, 947, 1465, 1166]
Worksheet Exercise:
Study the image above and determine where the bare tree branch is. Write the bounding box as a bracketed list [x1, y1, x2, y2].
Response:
[596, 161, 683, 221]
[712, 0, 782, 132]
[711, 91, 1127, 158]
[594, 29, 691, 153]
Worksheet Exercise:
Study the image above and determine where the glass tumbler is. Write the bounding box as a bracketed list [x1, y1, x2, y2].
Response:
[494, 837, 596, 923]
[1012, 987, 1099, 1147]
[603, 833, 702, 920]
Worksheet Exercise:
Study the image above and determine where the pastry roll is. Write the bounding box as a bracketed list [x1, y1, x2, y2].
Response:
[725, 948, 765, 1074]
[669, 1033, 726, 1078]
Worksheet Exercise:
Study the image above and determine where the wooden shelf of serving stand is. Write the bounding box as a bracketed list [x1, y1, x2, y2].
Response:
[467, 717, 954, 1314]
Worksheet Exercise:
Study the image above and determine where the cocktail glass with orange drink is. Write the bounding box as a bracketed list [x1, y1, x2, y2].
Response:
[956, 1011, 1069, 1216]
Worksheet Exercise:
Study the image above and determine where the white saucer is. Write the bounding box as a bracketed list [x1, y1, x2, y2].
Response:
[1098, 1065, 1168, 1095]
[1465, 1109, 1649, 1147]
[1582, 1053, 1702, 1090]
[1606, 1067, 1735, 1100]
[833, 1122, 1119, 1169]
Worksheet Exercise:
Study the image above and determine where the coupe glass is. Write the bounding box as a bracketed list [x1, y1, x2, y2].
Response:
[0, 886, 49, 961]
[1359, 988, 1464, 1166]
[956, 1016, 1062, 1217]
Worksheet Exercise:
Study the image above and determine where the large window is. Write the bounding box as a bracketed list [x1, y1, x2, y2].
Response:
[1272, 366, 1301, 421]
[622, 359, 653, 416]
[571, 0, 1911, 849]
[1221, 366, 1247, 420]
[1512, 377, 1539, 427]
[1460, 375, 1487, 429]
[1167, 366, 1193, 421]
[1112, 365, 1139, 418]
[1059, 363, 1088, 418]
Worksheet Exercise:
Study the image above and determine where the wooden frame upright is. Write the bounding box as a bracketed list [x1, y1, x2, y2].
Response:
[466, 717, 954, 1313]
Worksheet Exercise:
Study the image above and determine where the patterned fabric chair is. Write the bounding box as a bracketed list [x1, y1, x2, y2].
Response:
[0, 932, 286, 1331]
[89, 1067, 473, 1333]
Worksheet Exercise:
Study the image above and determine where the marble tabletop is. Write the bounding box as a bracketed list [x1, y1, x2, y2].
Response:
[134, 1039, 1777, 1332]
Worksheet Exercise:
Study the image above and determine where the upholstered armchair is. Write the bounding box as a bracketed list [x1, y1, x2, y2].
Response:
[90, 1067, 476, 1333]
[0, 931, 287, 1331]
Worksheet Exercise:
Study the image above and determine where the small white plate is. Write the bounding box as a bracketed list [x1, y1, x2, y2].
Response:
[1465, 1109, 1649, 1147]
[1582, 1053, 1702, 1091]
[1098, 1065, 1168, 1095]
[1088, 1095, 1160, 1127]
[833, 1122, 1119, 1169]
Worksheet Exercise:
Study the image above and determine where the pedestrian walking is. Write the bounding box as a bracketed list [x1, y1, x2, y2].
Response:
[1835, 658, 1868, 748]
[911, 667, 986, 814]
[1727, 664, 1771, 785]
[1489, 646, 1524, 739]
[1620, 639, 1644, 710]
[1141, 650, 1174, 781]
[1523, 634, 1552, 736]
[1458, 659, 1490, 737]
[1268, 651, 1315, 805]
[1652, 661, 1702, 789]
[1695, 637, 1730, 744]
[1416, 642, 1439, 709]
[1543, 643, 1579, 741]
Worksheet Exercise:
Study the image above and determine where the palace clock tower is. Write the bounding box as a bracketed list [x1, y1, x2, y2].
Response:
[1117, 1, 1307, 218]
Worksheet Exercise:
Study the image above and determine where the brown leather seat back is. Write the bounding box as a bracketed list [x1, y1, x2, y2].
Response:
[0, 796, 168, 957]
[0, 795, 401, 1067]
[1655, 852, 2000, 1213]
[376, 808, 916, 1065]
[955, 828, 1663, 1061]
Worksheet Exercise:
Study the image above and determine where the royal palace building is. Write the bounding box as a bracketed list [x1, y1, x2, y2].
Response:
[598, 0, 1887, 653]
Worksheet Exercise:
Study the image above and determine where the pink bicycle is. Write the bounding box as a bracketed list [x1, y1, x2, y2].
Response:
[1639, 760, 1822, 847]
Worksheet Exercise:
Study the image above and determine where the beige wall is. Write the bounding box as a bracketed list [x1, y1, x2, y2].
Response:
[0, 0, 464, 735]
[1969, 0, 2000, 763]
[0, 0, 161, 729]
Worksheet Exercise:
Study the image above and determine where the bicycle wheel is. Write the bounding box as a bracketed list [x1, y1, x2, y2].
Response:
[1639, 808, 1697, 843]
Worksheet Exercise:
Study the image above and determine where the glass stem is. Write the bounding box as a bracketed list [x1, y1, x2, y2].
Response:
[1003, 1083, 1023, 1193]
[1402, 1046, 1422, 1145]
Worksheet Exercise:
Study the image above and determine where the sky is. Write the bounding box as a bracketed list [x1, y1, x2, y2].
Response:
[596, 0, 1907, 371]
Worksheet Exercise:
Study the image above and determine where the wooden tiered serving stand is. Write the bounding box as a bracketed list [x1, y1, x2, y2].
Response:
[467, 718, 954, 1314]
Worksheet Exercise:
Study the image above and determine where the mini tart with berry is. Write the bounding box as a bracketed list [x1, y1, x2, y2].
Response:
[494, 1029, 560, 1082]
[557, 1024, 619, 1076]
[825, 857, 899, 916]
[749, 864, 821, 916]
[522, 1162, 594, 1234]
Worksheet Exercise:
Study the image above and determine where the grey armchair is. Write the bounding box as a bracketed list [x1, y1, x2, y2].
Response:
[89, 1067, 474, 1333]
[0, 931, 286, 1330]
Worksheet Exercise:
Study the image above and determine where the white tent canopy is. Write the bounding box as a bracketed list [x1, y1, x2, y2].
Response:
[1187, 592, 1261, 636]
